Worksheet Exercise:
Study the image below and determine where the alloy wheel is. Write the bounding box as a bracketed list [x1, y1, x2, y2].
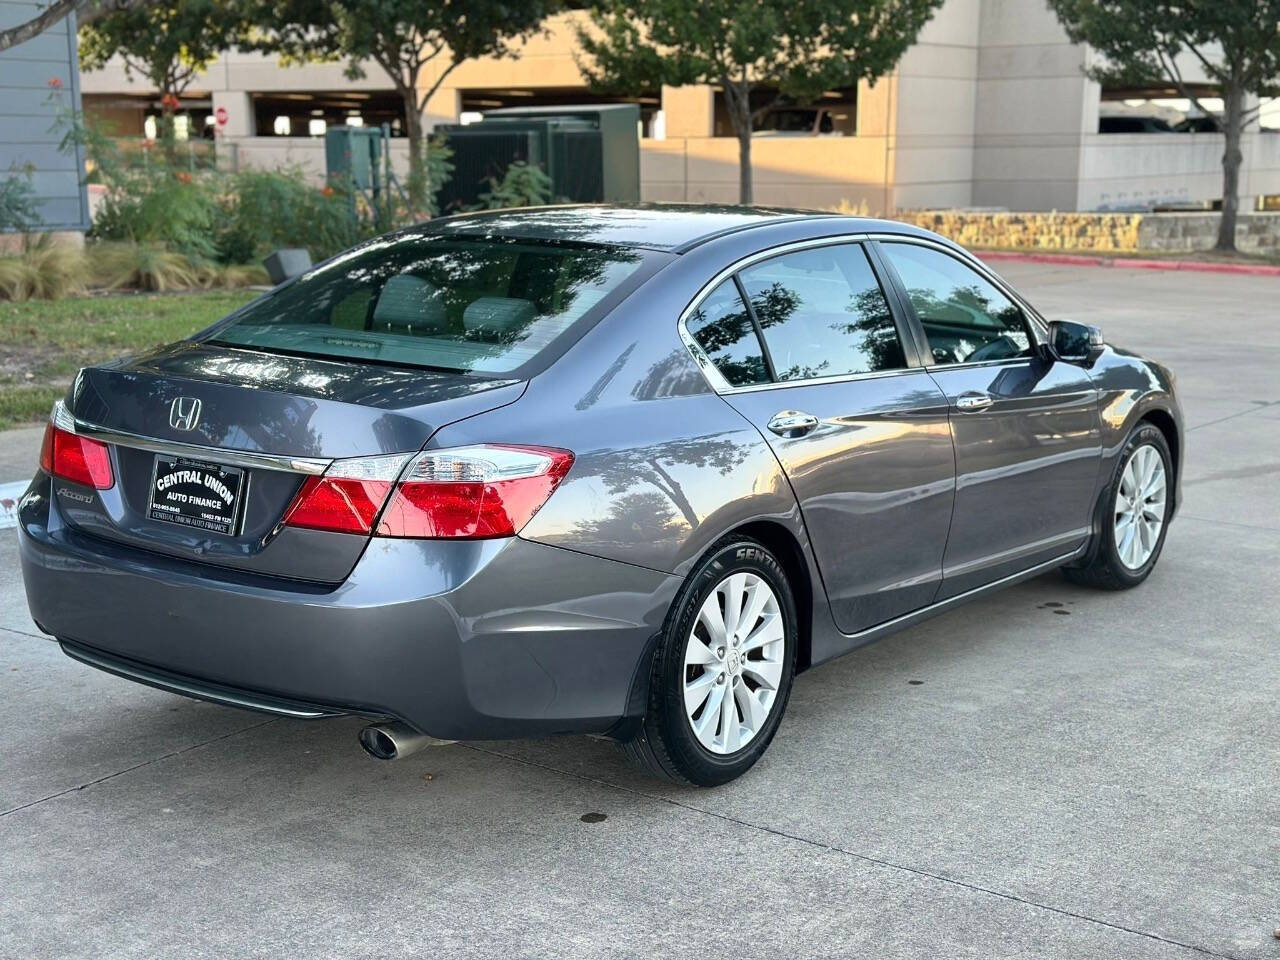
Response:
[682, 572, 786, 755]
[1114, 443, 1167, 570]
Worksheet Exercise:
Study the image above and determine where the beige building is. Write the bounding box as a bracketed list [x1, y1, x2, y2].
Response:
[78, 0, 1280, 213]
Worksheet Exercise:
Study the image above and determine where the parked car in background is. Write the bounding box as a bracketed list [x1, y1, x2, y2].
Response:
[1099, 115, 1177, 133]
[19, 206, 1183, 785]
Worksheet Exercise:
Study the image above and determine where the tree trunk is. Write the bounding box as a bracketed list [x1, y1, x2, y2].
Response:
[402, 88, 426, 214]
[726, 82, 754, 205]
[1216, 83, 1245, 252]
[158, 96, 178, 167]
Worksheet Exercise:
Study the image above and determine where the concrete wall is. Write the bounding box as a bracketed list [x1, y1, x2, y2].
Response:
[1078, 133, 1280, 211]
[0, 0, 89, 231]
[970, 0, 1093, 211]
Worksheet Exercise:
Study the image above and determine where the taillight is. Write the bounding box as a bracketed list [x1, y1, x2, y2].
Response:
[281, 445, 573, 539]
[281, 454, 409, 535]
[377, 445, 574, 539]
[41, 422, 114, 490]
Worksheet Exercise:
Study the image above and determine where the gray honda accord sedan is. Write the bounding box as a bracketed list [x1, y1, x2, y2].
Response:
[18, 206, 1182, 785]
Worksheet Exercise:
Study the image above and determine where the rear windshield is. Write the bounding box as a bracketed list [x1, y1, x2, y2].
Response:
[208, 234, 649, 374]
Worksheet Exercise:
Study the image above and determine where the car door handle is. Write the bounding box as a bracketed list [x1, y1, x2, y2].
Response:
[767, 410, 820, 436]
[954, 394, 994, 412]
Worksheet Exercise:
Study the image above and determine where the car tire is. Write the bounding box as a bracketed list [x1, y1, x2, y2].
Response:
[1065, 422, 1173, 591]
[621, 535, 797, 786]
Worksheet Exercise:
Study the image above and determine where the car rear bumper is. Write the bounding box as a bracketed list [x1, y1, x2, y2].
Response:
[18, 478, 679, 740]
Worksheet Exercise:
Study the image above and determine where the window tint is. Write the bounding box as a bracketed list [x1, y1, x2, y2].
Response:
[211, 235, 646, 374]
[880, 243, 1032, 365]
[738, 244, 905, 381]
[685, 280, 770, 387]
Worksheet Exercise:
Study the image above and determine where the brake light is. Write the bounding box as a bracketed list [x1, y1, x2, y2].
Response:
[281, 454, 408, 535]
[40, 423, 114, 489]
[377, 445, 573, 539]
[281, 445, 573, 539]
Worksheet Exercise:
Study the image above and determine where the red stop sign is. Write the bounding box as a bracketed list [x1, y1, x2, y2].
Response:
[215, 106, 228, 127]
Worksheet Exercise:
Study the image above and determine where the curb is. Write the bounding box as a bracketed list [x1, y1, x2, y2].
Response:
[976, 250, 1280, 277]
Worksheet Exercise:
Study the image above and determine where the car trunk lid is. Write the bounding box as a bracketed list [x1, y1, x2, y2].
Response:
[52, 341, 525, 582]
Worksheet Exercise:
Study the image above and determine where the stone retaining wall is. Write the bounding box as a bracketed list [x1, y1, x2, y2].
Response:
[893, 210, 1280, 255]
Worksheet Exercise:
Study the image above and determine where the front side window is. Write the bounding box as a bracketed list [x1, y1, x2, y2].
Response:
[684, 280, 770, 387]
[210, 234, 647, 374]
[738, 244, 906, 382]
[879, 243, 1032, 365]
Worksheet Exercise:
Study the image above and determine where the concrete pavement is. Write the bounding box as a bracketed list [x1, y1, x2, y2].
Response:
[0, 263, 1277, 959]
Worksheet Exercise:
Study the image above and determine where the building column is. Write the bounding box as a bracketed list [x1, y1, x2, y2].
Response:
[661, 85, 714, 138]
[422, 86, 460, 131]
[212, 90, 254, 138]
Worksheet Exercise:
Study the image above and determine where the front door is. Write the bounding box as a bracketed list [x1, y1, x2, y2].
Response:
[683, 241, 955, 634]
[875, 240, 1102, 599]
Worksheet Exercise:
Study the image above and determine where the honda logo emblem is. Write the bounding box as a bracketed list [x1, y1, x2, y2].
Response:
[168, 397, 202, 432]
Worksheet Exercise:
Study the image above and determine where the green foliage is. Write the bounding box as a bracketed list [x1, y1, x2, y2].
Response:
[409, 134, 455, 218]
[577, 0, 944, 201]
[215, 168, 367, 263]
[92, 170, 220, 261]
[246, 0, 559, 210]
[0, 236, 87, 301]
[78, 0, 249, 104]
[1047, 0, 1280, 99]
[1047, 0, 1280, 250]
[0, 168, 40, 233]
[475, 161, 556, 209]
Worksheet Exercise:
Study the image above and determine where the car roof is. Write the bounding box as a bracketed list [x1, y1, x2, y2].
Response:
[419, 203, 934, 254]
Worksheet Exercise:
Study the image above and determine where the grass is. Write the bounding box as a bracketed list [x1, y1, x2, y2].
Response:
[0, 290, 258, 428]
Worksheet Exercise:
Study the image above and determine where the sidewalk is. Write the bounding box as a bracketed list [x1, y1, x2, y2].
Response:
[0, 425, 42, 528]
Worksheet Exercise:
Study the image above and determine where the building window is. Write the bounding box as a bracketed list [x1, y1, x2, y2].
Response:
[712, 86, 857, 138]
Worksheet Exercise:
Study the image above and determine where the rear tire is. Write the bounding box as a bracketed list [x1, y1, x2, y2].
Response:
[1065, 422, 1172, 590]
[621, 536, 797, 786]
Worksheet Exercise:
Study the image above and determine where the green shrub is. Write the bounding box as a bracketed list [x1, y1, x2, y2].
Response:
[0, 236, 87, 301]
[476, 161, 557, 210]
[216, 169, 365, 264]
[0, 169, 40, 232]
[91, 171, 219, 262]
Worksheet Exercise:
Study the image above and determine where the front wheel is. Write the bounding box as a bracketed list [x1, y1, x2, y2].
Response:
[621, 536, 797, 786]
[1066, 422, 1172, 590]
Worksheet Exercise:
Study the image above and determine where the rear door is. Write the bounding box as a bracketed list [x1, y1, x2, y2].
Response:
[874, 239, 1102, 598]
[685, 240, 955, 635]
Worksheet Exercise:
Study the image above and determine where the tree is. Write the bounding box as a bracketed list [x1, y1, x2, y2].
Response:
[0, 0, 149, 54]
[1047, 0, 1280, 252]
[79, 0, 248, 160]
[248, 0, 560, 210]
[576, 0, 944, 204]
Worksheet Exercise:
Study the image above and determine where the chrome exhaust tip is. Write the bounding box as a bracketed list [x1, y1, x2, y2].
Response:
[358, 721, 453, 761]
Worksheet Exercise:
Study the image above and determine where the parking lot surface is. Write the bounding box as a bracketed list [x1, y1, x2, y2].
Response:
[1, 262, 1277, 959]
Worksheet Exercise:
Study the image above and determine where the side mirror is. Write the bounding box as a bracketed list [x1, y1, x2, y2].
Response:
[1047, 320, 1104, 364]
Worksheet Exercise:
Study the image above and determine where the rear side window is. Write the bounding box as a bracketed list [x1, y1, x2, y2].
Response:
[685, 280, 770, 387]
[738, 244, 906, 382]
[879, 243, 1032, 365]
[210, 235, 647, 374]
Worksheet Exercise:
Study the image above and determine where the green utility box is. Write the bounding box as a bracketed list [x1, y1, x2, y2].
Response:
[324, 125, 384, 190]
[435, 104, 641, 212]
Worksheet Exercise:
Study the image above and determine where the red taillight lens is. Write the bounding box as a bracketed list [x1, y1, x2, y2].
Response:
[378, 445, 573, 540]
[42, 423, 114, 489]
[281, 454, 407, 535]
[281, 445, 573, 539]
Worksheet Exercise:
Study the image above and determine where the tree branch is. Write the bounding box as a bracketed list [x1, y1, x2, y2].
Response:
[0, 0, 148, 52]
[1155, 45, 1222, 129]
